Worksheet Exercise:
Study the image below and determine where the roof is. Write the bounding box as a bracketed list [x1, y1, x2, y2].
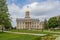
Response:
[30, 19, 39, 22]
[16, 18, 39, 22]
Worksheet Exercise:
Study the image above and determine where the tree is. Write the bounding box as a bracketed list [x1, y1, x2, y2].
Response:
[57, 16, 60, 28]
[4, 20, 11, 30]
[48, 17, 58, 29]
[0, 0, 11, 31]
[44, 19, 48, 29]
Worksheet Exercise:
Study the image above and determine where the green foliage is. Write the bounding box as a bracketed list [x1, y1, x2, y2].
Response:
[48, 17, 58, 28]
[0, 0, 11, 30]
[47, 16, 60, 29]
[4, 20, 11, 29]
[57, 16, 60, 27]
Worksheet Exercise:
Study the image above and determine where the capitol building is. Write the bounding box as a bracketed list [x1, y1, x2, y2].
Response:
[16, 7, 44, 30]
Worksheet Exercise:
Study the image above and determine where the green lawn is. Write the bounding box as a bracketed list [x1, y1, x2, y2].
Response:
[0, 32, 58, 40]
[50, 29, 60, 32]
[10, 29, 51, 34]
[10, 29, 60, 35]
[0, 32, 39, 40]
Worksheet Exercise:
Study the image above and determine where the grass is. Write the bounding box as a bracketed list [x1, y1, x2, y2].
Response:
[0, 30, 59, 40]
[0, 32, 39, 40]
[0, 32, 57, 40]
[48, 29, 60, 32]
[10, 29, 52, 34]
[10, 29, 60, 35]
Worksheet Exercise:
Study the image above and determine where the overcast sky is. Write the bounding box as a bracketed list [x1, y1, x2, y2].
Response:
[6, 0, 60, 27]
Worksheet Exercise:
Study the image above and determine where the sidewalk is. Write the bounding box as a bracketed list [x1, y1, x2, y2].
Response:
[55, 35, 60, 40]
[4, 31, 46, 36]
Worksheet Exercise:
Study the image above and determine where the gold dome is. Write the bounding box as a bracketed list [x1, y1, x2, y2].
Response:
[25, 6, 29, 13]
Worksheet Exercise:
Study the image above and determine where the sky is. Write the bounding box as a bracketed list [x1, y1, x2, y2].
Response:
[6, 0, 60, 27]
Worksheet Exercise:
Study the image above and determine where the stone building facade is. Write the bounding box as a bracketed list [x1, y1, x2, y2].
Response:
[16, 7, 44, 30]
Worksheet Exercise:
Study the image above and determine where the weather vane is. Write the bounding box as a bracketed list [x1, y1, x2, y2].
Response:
[27, 6, 29, 8]
[26, 6, 29, 12]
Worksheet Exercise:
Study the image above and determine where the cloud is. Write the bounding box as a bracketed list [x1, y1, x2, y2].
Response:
[28, 2, 60, 15]
[7, 0, 60, 26]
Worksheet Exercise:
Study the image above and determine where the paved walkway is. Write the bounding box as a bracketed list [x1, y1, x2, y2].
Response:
[3, 30, 60, 36]
[3, 30, 60, 40]
[49, 31, 60, 40]
[3, 31, 60, 40]
[4, 31, 46, 36]
[55, 35, 60, 40]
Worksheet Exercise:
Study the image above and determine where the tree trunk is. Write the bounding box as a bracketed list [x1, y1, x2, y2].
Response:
[2, 26, 3, 32]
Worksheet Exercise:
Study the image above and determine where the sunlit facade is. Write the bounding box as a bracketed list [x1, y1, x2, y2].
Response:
[16, 7, 44, 30]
